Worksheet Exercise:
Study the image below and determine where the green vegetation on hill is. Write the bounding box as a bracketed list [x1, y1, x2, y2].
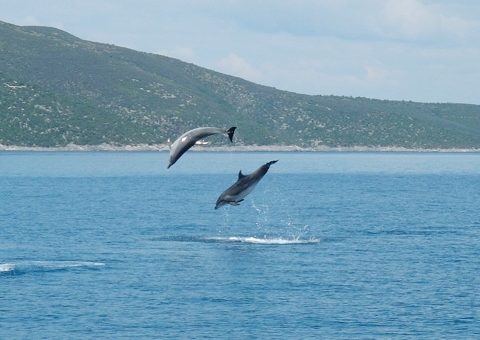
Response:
[1, 20, 480, 148]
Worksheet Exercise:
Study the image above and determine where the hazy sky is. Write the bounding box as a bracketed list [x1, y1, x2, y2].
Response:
[1, 0, 480, 104]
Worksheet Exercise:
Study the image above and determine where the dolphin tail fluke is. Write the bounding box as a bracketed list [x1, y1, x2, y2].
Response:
[226, 127, 237, 142]
[267, 160, 279, 166]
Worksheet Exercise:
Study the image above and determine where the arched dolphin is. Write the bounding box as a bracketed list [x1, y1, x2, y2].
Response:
[167, 126, 236, 168]
[215, 160, 278, 209]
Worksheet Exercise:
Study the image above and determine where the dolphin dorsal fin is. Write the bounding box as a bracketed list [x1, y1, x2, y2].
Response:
[238, 170, 246, 179]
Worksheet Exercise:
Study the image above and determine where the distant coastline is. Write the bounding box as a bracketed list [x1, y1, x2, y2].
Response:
[1, 143, 479, 153]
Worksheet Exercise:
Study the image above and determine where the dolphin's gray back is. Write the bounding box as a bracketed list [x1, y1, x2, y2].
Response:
[185, 127, 226, 138]
[250, 164, 270, 179]
[172, 127, 225, 149]
[223, 174, 260, 197]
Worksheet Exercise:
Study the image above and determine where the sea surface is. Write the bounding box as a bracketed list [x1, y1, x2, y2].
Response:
[1, 151, 479, 339]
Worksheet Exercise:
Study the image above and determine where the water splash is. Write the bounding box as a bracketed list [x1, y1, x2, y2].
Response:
[205, 236, 319, 245]
[0, 263, 15, 274]
[0, 261, 105, 275]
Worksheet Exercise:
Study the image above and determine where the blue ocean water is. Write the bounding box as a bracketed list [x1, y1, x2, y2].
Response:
[1, 151, 479, 338]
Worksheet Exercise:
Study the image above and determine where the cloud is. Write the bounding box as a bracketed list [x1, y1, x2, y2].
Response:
[365, 65, 388, 82]
[380, 0, 476, 41]
[20, 15, 40, 26]
[216, 53, 262, 81]
[156, 46, 196, 63]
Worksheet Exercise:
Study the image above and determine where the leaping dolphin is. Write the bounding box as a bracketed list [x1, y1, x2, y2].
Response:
[215, 160, 278, 209]
[167, 127, 236, 168]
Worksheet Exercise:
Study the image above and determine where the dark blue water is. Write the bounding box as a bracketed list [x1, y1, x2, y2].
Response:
[1, 152, 479, 338]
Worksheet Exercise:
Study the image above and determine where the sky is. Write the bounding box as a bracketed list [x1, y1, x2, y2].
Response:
[1, 0, 480, 104]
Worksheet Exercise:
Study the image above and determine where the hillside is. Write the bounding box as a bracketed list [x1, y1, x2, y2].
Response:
[1, 20, 480, 148]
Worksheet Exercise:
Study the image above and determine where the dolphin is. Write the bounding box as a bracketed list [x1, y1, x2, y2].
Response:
[215, 160, 278, 209]
[167, 126, 236, 168]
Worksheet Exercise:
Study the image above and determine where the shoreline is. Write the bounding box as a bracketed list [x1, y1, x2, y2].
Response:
[1, 143, 480, 153]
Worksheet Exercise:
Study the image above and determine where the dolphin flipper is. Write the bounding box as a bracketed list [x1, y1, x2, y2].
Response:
[229, 199, 244, 206]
